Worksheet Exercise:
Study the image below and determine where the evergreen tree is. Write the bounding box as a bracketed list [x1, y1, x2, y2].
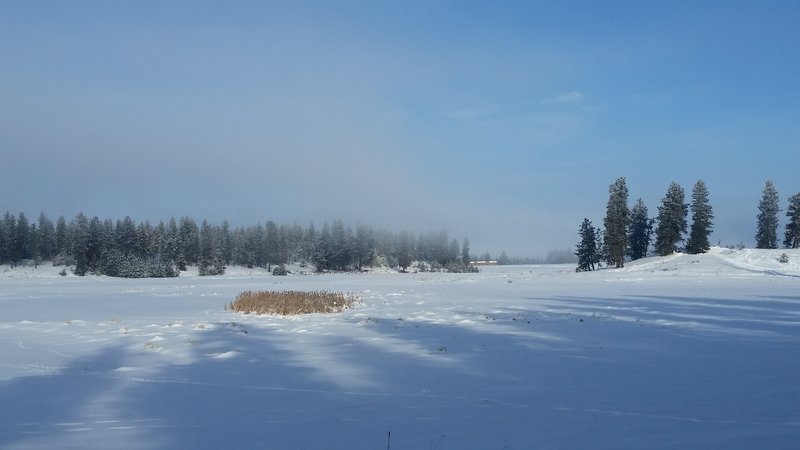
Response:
[86, 216, 104, 272]
[14, 212, 31, 263]
[302, 223, 317, 264]
[178, 217, 200, 266]
[461, 238, 471, 265]
[686, 180, 714, 254]
[221, 220, 233, 265]
[627, 198, 653, 261]
[654, 182, 688, 256]
[28, 223, 40, 266]
[497, 250, 509, 265]
[354, 224, 375, 269]
[603, 177, 630, 268]
[72, 213, 91, 275]
[0, 212, 14, 265]
[755, 180, 780, 249]
[115, 216, 137, 254]
[198, 219, 224, 275]
[330, 220, 349, 270]
[313, 222, 333, 271]
[396, 231, 413, 272]
[264, 221, 280, 271]
[783, 193, 800, 249]
[37, 212, 55, 262]
[575, 218, 600, 272]
[54, 216, 68, 257]
[448, 238, 460, 264]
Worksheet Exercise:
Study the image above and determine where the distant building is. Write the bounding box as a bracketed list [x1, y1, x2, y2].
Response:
[470, 260, 498, 266]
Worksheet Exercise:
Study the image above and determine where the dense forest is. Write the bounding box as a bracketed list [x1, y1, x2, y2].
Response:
[0, 212, 476, 277]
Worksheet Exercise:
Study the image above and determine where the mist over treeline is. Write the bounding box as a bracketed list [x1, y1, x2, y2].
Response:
[0, 211, 483, 277]
[495, 249, 577, 265]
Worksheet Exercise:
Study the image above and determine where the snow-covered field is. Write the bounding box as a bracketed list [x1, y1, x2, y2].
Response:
[1, 248, 799, 449]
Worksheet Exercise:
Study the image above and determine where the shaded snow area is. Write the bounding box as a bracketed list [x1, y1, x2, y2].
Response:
[1, 248, 799, 449]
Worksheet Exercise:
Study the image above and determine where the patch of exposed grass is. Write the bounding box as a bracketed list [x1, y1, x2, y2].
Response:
[227, 290, 359, 315]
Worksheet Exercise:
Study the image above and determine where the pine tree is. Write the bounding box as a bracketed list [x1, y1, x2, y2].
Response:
[396, 231, 413, 272]
[198, 219, 224, 275]
[35, 212, 55, 262]
[264, 221, 280, 271]
[603, 177, 630, 268]
[313, 222, 333, 272]
[783, 193, 800, 249]
[755, 180, 780, 249]
[86, 216, 104, 272]
[55, 216, 68, 258]
[14, 212, 31, 263]
[72, 213, 91, 275]
[685, 180, 714, 254]
[627, 198, 653, 261]
[497, 250, 509, 265]
[178, 217, 200, 266]
[461, 238, 471, 265]
[654, 182, 688, 256]
[575, 218, 600, 271]
[0, 212, 15, 265]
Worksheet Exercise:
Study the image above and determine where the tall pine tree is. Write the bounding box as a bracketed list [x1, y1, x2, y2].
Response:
[575, 218, 600, 272]
[783, 192, 800, 249]
[755, 180, 779, 249]
[686, 180, 714, 254]
[654, 182, 688, 256]
[603, 177, 630, 268]
[627, 198, 653, 261]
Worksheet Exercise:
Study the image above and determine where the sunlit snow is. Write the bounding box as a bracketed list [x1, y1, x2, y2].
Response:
[1, 248, 798, 449]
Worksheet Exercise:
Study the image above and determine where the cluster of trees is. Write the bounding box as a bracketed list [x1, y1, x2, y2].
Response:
[755, 181, 800, 250]
[576, 178, 800, 272]
[0, 212, 475, 277]
[575, 177, 714, 271]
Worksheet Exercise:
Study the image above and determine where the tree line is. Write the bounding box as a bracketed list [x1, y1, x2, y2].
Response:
[0, 212, 475, 277]
[575, 178, 800, 272]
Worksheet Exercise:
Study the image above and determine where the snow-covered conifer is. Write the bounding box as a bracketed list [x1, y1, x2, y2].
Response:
[575, 218, 600, 271]
[603, 177, 630, 268]
[755, 180, 780, 249]
[654, 182, 688, 256]
[686, 180, 714, 254]
[783, 192, 800, 249]
[627, 198, 653, 261]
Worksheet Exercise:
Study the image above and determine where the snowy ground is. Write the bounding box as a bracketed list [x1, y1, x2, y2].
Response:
[1, 248, 799, 449]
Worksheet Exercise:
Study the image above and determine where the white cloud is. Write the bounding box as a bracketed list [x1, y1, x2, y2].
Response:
[555, 91, 584, 103]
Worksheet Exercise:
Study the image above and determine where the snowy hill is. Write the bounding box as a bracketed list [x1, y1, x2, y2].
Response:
[1, 249, 799, 449]
[616, 247, 800, 277]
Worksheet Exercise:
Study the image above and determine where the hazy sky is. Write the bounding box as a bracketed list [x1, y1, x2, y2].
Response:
[2, 1, 799, 257]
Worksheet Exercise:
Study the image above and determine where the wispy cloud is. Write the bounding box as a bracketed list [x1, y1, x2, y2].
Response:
[555, 91, 584, 103]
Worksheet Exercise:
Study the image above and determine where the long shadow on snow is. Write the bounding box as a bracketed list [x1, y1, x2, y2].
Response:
[520, 294, 800, 341]
[0, 314, 575, 450]
[0, 344, 174, 449]
[3, 305, 799, 450]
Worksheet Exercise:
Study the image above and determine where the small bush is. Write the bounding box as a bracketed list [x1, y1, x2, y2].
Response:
[52, 252, 76, 267]
[228, 290, 359, 315]
[198, 263, 225, 276]
[272, 265, 289, 276]
[778, 253, 790, 264]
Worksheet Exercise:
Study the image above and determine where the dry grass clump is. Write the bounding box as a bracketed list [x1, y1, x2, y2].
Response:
[227, 290, 359, 315]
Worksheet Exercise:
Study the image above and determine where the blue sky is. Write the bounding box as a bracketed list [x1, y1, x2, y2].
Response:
[2, 1, 799, 257]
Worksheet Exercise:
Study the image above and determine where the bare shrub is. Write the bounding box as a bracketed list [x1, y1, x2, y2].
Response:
[227, 290, 359, 315]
